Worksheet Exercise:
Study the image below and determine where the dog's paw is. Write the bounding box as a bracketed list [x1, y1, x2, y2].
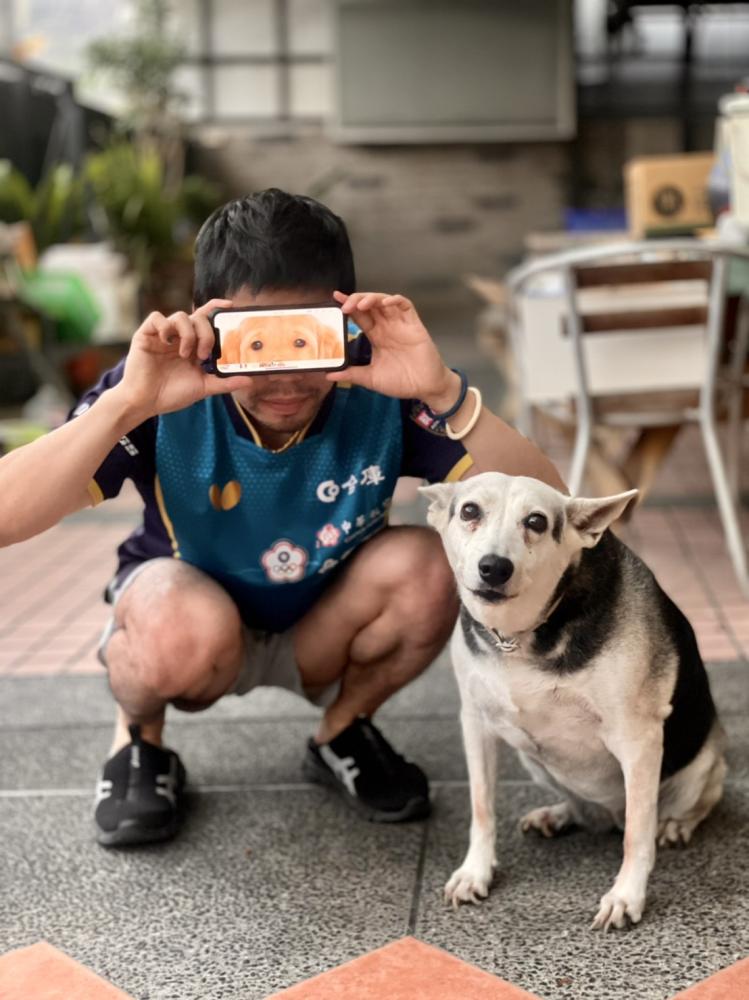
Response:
[591, 888, 645, 931]
[444, 863, 495, 909]
[657, 817, 696, 848]
[520, 802, 573, 838]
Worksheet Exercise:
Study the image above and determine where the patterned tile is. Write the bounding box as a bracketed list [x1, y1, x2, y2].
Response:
[0, 942, 133, 1000]
[671, 957, 749, 998]
[266, 937, 541, 999]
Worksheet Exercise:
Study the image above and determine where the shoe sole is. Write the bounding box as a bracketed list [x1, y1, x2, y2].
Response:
[95, 814, 183, 848]
[302, 754, 431, 823]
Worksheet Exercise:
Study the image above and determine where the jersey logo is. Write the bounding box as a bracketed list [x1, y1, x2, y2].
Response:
[316, 465, 386, 503]
[209, 481, 242, 511]
[261, 539, 308, 583]
[316, 523, 341, 548]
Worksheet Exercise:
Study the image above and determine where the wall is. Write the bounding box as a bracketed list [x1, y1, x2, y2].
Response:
[193, 129, 570, 303]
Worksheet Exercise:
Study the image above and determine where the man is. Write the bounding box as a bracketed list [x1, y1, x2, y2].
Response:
[0, 189, 564, 846]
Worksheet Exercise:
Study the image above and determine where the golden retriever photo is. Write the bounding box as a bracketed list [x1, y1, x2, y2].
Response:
[217, 312, 345, 369]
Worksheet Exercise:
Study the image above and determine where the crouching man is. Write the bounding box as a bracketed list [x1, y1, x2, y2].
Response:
[0, 189, 564, 845]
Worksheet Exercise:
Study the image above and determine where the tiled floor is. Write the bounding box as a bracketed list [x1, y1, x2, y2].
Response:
[0, 942, 134, 1000]
[0, 493, 135, 677]
[5, 935, 749, 1000]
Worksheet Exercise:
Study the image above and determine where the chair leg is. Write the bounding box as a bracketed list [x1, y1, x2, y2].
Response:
[725, 298, 749, 503]
[700, 411, 749, 598]
[621, 425, 682, 506]
[568, 420, 591, 496]
[725, 393, 744, 505]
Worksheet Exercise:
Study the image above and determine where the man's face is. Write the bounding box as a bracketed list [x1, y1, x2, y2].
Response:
[226, 287, 336, 436]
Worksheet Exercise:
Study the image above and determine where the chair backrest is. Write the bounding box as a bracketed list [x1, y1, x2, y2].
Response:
[505, 240, 749, 423]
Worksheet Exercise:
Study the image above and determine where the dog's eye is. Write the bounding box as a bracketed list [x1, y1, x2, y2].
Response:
[294, 338, 306, 348]
[251, 340, 263, 351]
[525, 513, 548, 534]
[460, 502, 481, 522]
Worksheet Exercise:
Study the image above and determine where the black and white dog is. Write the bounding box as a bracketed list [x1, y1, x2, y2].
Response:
[421, 472, 726, 930]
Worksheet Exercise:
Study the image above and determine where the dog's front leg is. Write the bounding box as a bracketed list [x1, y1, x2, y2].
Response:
[592, 725, 663, 931]
[445, 708, 499, 908]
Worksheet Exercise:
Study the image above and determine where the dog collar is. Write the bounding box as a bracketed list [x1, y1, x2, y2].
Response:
[490, 629, 519, 653]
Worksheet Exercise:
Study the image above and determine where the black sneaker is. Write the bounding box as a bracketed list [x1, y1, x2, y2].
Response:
[303, 716, 430, 822]
[94, 724, 187, 847]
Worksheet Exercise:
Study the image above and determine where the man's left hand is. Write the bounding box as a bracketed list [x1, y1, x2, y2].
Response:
[328, 291, 460, 411]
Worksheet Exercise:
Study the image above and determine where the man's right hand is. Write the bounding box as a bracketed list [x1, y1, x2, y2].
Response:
[116, 299, 251, 421]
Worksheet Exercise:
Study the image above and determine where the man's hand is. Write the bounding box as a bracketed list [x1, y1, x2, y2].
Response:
[116, 299, 251, 421]
[328, 291, 459, 410]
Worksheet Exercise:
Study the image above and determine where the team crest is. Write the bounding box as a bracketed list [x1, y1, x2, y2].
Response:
[261, 539, 308, 583]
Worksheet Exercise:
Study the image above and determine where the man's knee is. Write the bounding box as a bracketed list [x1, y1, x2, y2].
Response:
[114, 579, 243, 700]
[379, 527, 458, 641]
[392, 527, 455, 599]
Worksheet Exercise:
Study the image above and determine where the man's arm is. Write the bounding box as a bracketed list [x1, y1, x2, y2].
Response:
[0, 297, 248, 549]
[0, 386, 145, 546]
[420, 370, 567, 491]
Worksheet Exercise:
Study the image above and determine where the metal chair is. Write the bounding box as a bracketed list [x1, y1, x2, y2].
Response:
[505, 239, 749, 597]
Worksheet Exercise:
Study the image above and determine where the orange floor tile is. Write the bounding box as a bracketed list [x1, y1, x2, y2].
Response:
[671, 956, 749, 999]
[0, 942, 134, 1000]
[266, 937, 542, 1000]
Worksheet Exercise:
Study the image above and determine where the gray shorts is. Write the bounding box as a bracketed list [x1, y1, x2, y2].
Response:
[97, 560, 340, 709]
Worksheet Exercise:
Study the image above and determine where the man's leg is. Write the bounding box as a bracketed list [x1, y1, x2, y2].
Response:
[105, 559, 245, 747]
[96, 559, 245, 846]
[294, 525, 458, 819]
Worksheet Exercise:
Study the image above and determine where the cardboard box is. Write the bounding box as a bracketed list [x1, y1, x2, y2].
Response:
[624, 153, 715, 238]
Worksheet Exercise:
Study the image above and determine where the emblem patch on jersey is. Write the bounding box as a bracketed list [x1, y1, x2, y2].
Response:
[410, 401, 445, 434]
[316, 523, 341, 548]
[316, 465, 387, 504]
[261, 540, 308, 583]
[209, 480, 242, 511]
[316, 479, 340, 503]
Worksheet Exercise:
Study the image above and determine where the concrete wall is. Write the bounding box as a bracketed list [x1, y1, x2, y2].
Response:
[193, 129, 570, 303]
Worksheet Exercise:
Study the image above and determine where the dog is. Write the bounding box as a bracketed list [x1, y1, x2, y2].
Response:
[420, 472, 726, 931]
[219, 314, 344, 367]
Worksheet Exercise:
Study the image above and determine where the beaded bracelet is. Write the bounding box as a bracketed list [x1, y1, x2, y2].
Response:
[446, 386, 483, 441]
[424, 368, 468, 421]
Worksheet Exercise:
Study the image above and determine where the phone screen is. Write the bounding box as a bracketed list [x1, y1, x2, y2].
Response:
[212, 304, 347, 376]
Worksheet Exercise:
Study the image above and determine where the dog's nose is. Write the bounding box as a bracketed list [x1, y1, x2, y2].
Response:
[478, 555, 514, 587]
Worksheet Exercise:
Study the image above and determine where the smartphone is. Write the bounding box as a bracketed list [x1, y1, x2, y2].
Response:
[209, 302, 348, 376]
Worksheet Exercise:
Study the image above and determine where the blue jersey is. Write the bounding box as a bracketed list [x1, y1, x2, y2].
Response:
[156, 387, 403, 630]
[74, 345, 473, 631]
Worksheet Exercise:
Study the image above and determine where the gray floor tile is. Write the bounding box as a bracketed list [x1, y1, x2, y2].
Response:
[0, 674, 319, 728]
[416, 783, 749, 1000]
[0, 650, 459, 730]
[0, 790, 422, 999]
[1, 652, 746, 1000]
[0, 654, 737, 734]
[0, 715, 474, 791]
[1, 662, 742, 792]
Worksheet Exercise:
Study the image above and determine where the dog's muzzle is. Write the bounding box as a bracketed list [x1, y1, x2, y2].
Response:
[477, 555, 514, 587]
[471, 554, 515, 603]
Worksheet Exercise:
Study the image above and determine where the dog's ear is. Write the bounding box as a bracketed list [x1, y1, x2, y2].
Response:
[566, 489, 638, 547]
[418, 483, 457, 531]
[318, 322, 343, 360]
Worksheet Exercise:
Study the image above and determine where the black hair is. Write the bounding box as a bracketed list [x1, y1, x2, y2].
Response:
[193, 188, 356, 306]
